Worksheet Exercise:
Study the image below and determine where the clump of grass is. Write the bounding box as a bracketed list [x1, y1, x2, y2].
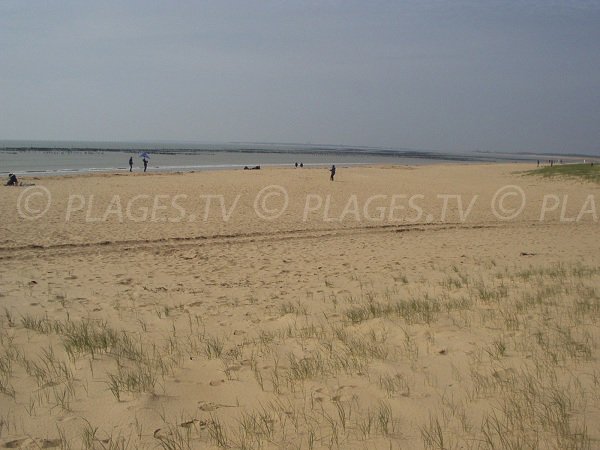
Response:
[279, 300, 308, 316]
[21, 316, 123, 360]
[484, 338, 507, 361]
[235, 409, 276, 448]
[206, 414, 229, 448]
[63, 320, 121, 360]
[21, 314, 59, 334]
[378, 373, 410, 397]
[108, 360, 158, 401]
[479, 370, 590, 449]
[473, 279, 508, 303]
[204, 335, 224, 359]
[421, 414, 450, 450]
[153, 421, 193, 450]
[18, 315, 185, 403]
[375, 400, 395, 435]
[0, 342, 21, 399]
[287, 353, 328, 381]
[21, 346, 74, 389]
[3, 308, 15, 328]
[345, 295, 441, 324]
[523, 163, 600, 183]
[337, 328, 390, 361]
[0, 377, 15, 399]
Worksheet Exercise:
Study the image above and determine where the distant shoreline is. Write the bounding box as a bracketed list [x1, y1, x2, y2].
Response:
[2, 146, 529, 177]
[1, 145, 488, 161]
[5, 144, 595, 178]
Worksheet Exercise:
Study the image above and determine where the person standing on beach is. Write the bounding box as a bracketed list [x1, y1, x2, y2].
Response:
[330, 165, 336, 181]
[129, 157, 133, 172]
[143, 158, 148, 172]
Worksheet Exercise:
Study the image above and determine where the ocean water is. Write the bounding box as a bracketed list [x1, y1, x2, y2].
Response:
[0, 140, 523, 176]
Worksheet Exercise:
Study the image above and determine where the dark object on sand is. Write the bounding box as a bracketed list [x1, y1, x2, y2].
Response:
[244, 166, 261, 170]
[6, 174, 18, 186]
[330, 165, 336, 181]
[129, 157, 133, 172]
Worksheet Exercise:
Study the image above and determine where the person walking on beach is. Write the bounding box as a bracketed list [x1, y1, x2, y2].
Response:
[330, 165, 336, 181]
[143, 158, 148, 172]
[129, 157, 133, 172]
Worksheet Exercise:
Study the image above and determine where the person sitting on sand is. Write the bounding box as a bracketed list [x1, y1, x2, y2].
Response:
[6, 173, 18, 186]
[330, 165, 336, 181]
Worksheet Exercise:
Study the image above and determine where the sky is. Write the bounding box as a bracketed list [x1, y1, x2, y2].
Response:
[1, 1, 599, 154]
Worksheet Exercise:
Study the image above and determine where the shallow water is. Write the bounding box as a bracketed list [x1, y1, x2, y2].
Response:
[0, 141, 522, 176]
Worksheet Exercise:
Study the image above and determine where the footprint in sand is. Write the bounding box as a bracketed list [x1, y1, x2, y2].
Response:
[181, 250, 197, 260]
[179, 419, 203, 428]
[2, 438, 61, 449]
[55, 416, 78, 426]
[198, 402, 220, 412]
[2, 439, 26, 449]
[331, 385, 357, 402]
[198, 401, 237, 411]
[187, 301, 203, 307]
[39, 439, 61, 448]
[153, 428, 172, 440]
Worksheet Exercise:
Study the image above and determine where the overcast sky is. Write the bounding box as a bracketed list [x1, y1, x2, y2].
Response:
[1, 1, 599, 153]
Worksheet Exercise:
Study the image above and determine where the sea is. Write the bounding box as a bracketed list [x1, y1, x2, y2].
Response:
[0, 140, 533, 177]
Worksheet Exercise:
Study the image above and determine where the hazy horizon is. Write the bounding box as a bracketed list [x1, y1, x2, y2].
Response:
[1, 1, 599, 155]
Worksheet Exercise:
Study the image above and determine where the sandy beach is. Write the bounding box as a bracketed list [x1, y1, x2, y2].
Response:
[1, 163, 600, 449]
